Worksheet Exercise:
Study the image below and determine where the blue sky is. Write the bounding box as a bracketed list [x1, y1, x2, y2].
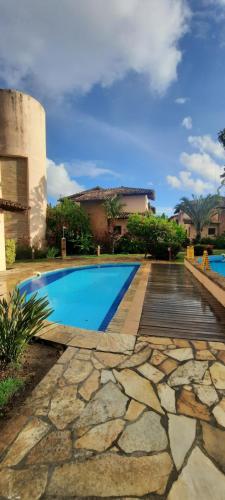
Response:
[1, 0, 225, 214]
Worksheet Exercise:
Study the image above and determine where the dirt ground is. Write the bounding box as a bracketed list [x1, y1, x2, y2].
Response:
[0, 340, 63, 424]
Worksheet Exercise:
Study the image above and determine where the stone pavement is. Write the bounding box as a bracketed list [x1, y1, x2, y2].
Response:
[0, 334, 225, 499]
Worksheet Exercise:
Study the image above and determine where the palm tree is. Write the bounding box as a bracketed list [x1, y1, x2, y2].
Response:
[104, 195, 125, 220]
[104, 195, 125, 252]
[174, 194, 221, 241]
[218, 129, 225, 193]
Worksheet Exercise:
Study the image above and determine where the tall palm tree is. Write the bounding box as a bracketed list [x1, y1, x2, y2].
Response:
[104, 195, 125, 252]
[174, 194, 221, 241]
[104, 195, 125, 220]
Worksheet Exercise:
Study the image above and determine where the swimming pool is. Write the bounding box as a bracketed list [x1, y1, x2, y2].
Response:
[199, 255, 225, 277]
[19, 263, 139, 331]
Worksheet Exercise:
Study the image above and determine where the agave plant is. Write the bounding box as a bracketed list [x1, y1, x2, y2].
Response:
[0, 288, 53, 367]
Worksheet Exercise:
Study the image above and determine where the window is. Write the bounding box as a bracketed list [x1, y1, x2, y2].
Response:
[208, 227, 216, 236]
[113, 225, 122, 235]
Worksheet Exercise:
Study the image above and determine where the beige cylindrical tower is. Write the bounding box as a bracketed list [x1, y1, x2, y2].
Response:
[0, 89, 47, 248]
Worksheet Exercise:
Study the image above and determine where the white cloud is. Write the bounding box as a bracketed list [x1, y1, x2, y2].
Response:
[179, 171, 212, 193]
[167, 131, 224, 195]
[0, 0, 190, 96]
[182, 116, 192, 129]
[188, 134, 225, 159]
[167, 171, 212, 194]
[67, 161, 120, 178]
[47, 159, 84, 200]
[167, 175, 181, 188]
[180, 152, 223, 183]
[175, 97, 188, 104]
[214, 0, 225, 5]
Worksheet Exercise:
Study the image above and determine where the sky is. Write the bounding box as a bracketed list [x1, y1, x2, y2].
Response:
[0, 0, 225, 215]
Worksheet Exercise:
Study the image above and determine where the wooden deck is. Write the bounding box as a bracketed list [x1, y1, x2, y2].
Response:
[138, 263, 225, 341]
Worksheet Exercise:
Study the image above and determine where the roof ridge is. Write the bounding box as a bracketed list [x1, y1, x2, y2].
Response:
[66, 185, 155, 202]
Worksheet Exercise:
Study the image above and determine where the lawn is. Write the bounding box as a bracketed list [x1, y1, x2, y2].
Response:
[0, 377, 24, 411]
[12, 250, 225, 266]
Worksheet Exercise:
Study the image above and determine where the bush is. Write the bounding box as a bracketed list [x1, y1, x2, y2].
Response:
[46, 247, 59, 258]
[215, 237, 225, 249]
[46, 199, 91, 249]
[150, 242, 181, 260]
[0, 288, 53, 367]
[200, 237, 215, 245]
[127, 213, 186, 258]
[200, 234, 225, 249]
[194, 244, 213, 256]
[16, 244, 48, 260]
[16, 244, 32, 260]
[73, 233, 95, 255]
[33, 248, 47, 259]
[5, 239, 16, 267]
[0, 378, 24, 409]
[114, 234, 145, 254]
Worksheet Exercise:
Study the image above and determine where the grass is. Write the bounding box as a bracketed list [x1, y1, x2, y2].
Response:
[14, 254, 146, 264]
[13, 250, 225, 265]
[0, 377, 24, 409]
[176, 251, 185, 262]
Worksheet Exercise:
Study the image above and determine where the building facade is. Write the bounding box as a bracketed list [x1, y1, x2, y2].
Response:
[171, 203, 225, 240]
[67, 186, 155, 242]
[0, 89, 47, 270]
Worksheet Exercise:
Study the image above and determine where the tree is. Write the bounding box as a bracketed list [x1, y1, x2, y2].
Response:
[174, 194, 220, 241]
[46, 198, 91, 249]
[103, 195, 125, 252]
[218, 129, 225, 192]
[127, 213, 186, 258]
[104, 195, 125, 220]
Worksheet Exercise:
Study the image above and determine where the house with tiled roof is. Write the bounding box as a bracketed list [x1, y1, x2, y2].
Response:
[67, 186, 155, 242]
[170, 197, 225, 240]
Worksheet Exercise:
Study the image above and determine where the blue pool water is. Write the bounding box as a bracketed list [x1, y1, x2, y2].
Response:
[199, 255, 225, 277]
[19, 263, 139, 331]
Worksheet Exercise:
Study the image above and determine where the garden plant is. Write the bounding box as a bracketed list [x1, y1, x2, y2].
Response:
[0, 288, 52, 367]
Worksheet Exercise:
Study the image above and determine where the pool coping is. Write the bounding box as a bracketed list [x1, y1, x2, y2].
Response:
[33, 261, 150, 353]
[185, 258, 225, 308]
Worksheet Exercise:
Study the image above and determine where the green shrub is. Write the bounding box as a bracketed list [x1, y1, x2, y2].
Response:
[16, 244, 48, 260]
[5, 239, 16, 267]
[46, 247, 59, 258]
[200, 234, 225, 249]
[200, 237, 215, 245]
[46, 198, 91, 249]
[151, 242, 181, 260]
[73, 233, 95, 255]
[16, 244, 32, 260]
[127, 213, 186, 258]
[33, 248, 47, 259]
[114, 234, 145, 254]
[194, 244, 213, 256]
[215, 238, 225, 249]
[0, 288, 53, 367]
[0, 377, 24, 409]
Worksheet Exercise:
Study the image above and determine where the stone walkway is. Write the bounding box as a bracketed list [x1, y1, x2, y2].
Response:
[0, 334, 225, 499]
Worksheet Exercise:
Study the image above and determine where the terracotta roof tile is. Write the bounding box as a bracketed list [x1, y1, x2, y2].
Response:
[0, 198, 29, 212]
[67, 186, 155, 202]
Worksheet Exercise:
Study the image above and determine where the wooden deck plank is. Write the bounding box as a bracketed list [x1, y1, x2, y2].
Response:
[138, 263, 225, 342]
